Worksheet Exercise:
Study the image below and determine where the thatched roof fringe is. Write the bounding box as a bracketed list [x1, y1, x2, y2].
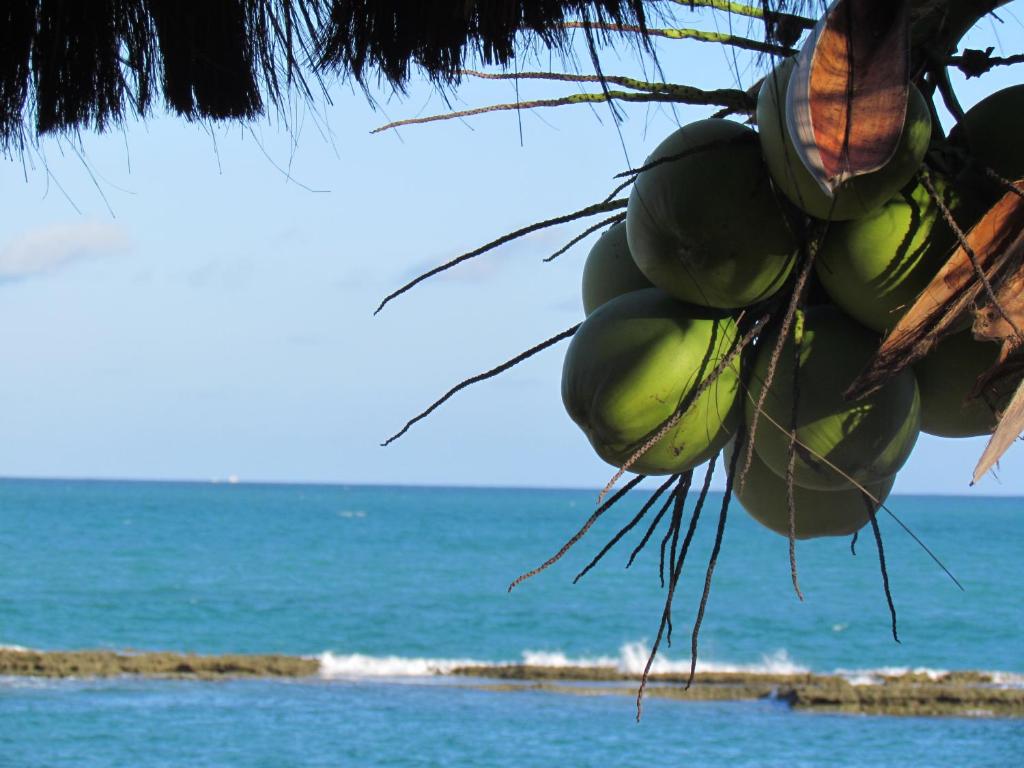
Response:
[1, 1, 35, 141]
[318, 1, 646, 87]
[1, 0, 653, 146]
[38, 2, 963, 148]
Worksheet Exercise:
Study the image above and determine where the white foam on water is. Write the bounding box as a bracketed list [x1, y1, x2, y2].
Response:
[520, 650, 619, 668]
[611, 645, 809, 676]
[317, 652, 483, 678]
[316, 643, 811, 679]
[833, 666, 949, 685]
[833, 667, 1024, 688]
[0, 645, 31, 652]
[990, 671, 1024, 688]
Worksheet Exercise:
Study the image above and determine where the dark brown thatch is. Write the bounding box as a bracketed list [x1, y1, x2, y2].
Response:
[0, 0, 647, 148]
[319, 0, 647, 86]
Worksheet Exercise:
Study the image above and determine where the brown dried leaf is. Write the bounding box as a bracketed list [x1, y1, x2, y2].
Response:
[846, 185, 1024, 401]
[787, 0, 910, 194]
[972, 257, 1024, 346]
[974, 375, 1024, 484]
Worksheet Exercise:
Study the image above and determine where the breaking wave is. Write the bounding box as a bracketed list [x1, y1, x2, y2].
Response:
[315, 643, 1023, 688]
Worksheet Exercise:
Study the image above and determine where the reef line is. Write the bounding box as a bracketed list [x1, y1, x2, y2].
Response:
[2, 649, 1021, 718]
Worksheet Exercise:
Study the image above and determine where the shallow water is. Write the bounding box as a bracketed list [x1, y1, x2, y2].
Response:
[1, 480, 1022, 765]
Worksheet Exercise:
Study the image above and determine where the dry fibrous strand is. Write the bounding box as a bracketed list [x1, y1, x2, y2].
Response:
[665, 469, 707, 646]
[738, 241, 818, 497]
[613, 131, 757, 180]
[507, 474, 647, 592]
[635, 454, 717, 720]
[574, 474, 679, 583]
[374, 198, 627, 314]
[867, 498, 900, 643]
[687, 439, 740, 689]
[381, 324, 581, 446]
[785, 299, 805, 602]
[628, 480, 682, 568]
[660, 473, 694, 590]
[544, 214, 625, 262]
[602, 175, 636, 203]
[983, 167, 1024, 200]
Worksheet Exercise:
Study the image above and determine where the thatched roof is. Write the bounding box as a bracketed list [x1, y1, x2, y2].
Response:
[1, 0, 646, 147]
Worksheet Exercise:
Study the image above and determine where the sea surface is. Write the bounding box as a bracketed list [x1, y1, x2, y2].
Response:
[1, 479, 1022, 766]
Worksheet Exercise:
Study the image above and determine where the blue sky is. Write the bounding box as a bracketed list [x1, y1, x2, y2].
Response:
[0, 6, 1022, 493]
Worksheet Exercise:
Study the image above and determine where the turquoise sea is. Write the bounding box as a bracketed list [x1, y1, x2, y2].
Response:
[1, 479, 1022, 766]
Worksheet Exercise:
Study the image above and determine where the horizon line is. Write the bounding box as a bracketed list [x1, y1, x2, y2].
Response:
[0, 473, 1019, 499]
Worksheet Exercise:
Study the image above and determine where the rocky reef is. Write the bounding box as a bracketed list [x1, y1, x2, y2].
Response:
[449, 664, 1024, 718]
[0, 649, 318, 679]
[3, 650, 1020, 717]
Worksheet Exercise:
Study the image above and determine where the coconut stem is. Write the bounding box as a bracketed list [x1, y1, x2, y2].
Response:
[668, 0, 815, 30]
[562, 21, 797, 57]
[371, 87, 753, 134]
[947, 50, 1024, 77]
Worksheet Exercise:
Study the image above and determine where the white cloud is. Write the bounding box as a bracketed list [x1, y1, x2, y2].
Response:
[0, 220, 129, 279]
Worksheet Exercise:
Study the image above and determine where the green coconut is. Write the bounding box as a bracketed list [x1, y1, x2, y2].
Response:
[816, 175, 982, 333]
[915, 331, 1010, 437]
[625, 119, 797, 309]
[581, 222, 653, 315]
[746, 305, 920, 490]
[951, 84, 1024, 189]
[562, 288, 741, 475]
[728, 441, 893, 539]
[757, 58, 932, 221]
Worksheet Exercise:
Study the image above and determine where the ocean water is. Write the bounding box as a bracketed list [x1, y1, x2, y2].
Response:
[1, 479, 1023, 766]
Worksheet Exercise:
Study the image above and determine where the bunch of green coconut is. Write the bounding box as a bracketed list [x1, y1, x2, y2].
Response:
[562, 67, 1024, 542]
